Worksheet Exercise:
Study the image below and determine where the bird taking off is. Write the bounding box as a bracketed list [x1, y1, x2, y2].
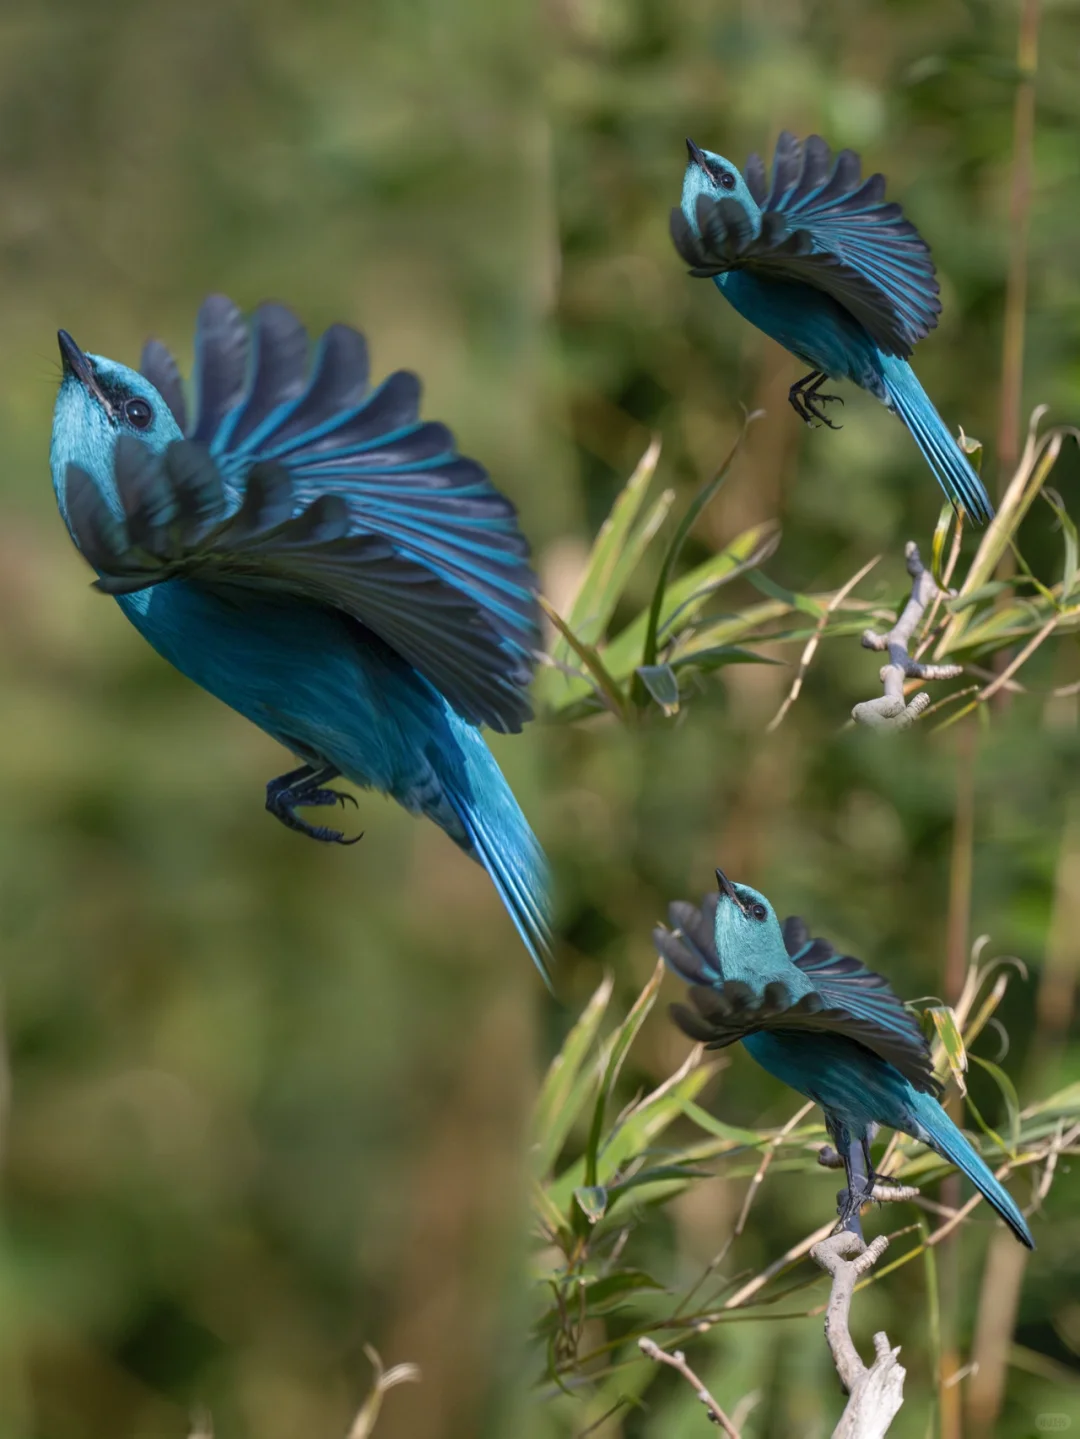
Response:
[51, 297, 552, 981]
[673, 132, 993, 524]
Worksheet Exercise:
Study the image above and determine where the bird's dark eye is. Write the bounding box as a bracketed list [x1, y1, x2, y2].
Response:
[123, 397, 153, 430]
[751, 904, 767, 922]
[712, 165, 736, 191]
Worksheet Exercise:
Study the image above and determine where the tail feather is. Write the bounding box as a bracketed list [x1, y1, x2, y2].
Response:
[438, 732, 552, 987]
[880, 356, 993, 524]
[912, 1091, 1034, 1248]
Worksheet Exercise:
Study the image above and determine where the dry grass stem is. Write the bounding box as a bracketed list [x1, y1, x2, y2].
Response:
[767, 556, 880, 731]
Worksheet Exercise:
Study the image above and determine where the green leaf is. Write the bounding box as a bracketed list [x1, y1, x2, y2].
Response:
[578, 1269, 664, 1314]
[669, 645, 781, 675]
[600, 524, 781, 677]
[547, 1064, 716, 1214]
[573, 1185, 608, 1224]
[635, 664, 680, 716]
[558, 435, 663, 655]
[639, 421, 758, 671]
[1042, 488, 1080, 600]
[929, 1006, 968, 1095]
[746, 568, 822, 617]
[540, 599, 629, 719]
[969, 1053, 1022, 1154]
[679, 1099, 777, 1148]
[533, 973, 613, 1177]
[944, 581, 1013, 613]
[930, 502, 956, 587]
[1022, 1080, 1080, 1117]
[605, 1164, 712, 1212]
[581, 961, 665, 1194]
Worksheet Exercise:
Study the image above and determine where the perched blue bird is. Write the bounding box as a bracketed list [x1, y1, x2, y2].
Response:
[51, 296, 551, 978]
[654, 872, 1033, 1246]
[672, 132, 993, 523]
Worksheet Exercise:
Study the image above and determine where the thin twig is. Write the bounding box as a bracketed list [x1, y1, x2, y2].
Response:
[734, 1101, 815, 1234]
[767, 555, 880, 731]
[853, 542, 963, 730]
[915, 515, 966, 657]
[346, 1347, 421, 1439]
[972, 615, 1059, 708]
[638, 1337, 741, 1435]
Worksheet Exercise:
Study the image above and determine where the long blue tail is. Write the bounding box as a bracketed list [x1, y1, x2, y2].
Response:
[439, 727, 553, 987]
[880, 355, 994, 524]
[910, 1090, 1033, 1248]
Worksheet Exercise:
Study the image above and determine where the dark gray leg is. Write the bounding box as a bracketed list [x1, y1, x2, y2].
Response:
[830, 1124, 875, 1238]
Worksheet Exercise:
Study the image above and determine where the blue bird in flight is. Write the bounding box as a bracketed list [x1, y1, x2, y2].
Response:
[51, 296, 551, 978]
[672, 132, 993, 523]
[654, 872, 1033, 1246]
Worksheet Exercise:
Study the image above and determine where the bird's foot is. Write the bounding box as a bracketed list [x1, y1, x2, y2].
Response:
[802, 390, 843, 430]
[788, 371, 844, 430]
[266, 764, 363, 846]
[835, 1182, 874, 1239]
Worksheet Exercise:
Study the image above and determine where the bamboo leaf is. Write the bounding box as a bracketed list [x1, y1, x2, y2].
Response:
[635, 664, 680, 716]
[573, 1184, 608, 1225]
[746, 569, 823, 617]
[639, 420, 760, 671]
[540, 599, 629, 719]
[533, 973, 613, 1177]
[669, 645, 782, 675]
[582, 961, 665, 1193]
[559, 435, 663, 653]
[929, 1006, 968, 1095]
[969, 1053, 1022, 1154]
[930, 502, 956, 587]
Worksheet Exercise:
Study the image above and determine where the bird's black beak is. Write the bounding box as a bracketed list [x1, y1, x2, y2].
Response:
[58, 330, 94, 386]
[686, 138, 708, 171]
[715, 867, 748, 913]
[58, 330, 113, 414]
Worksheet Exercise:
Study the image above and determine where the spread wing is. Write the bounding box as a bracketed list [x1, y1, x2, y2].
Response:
[654, 896, 939, 1094]
[138, 295, 541, 731]
[671, 131, 940, 358]
[65, 436, 533, 733]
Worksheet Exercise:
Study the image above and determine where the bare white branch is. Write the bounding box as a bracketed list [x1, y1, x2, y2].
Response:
[852, 542, 963, 730]
[810, 1232, 905, 1439]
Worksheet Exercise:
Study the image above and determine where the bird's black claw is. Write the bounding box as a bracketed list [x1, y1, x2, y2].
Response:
[265, 764, 363, 845]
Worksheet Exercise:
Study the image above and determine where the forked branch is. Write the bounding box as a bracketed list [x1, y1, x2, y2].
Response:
[852, 542, 962, 731]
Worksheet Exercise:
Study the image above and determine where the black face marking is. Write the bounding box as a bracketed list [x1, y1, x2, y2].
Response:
[123, 397, 153, 430]
[710, 163, 736, 191]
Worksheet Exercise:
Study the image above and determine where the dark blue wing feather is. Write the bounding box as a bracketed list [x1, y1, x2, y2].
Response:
[748, 131, 941, 349]
[189, 294, 250, 444]
[671, 195, 914, 357]
[655, 896, 939, 1093]
[140, 339, 188, 432]
[67, 436, 533, 732]
[141, 296, 542, 730]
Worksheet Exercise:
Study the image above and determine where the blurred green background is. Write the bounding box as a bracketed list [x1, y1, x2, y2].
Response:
[0, 0, 1078, 1436]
